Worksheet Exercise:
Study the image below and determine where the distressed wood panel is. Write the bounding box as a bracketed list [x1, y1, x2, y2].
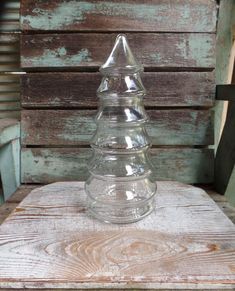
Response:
[2, 181, 234, 289]
[21, 109, 214, 146]
[20, 33, 216, 70]
[20, 0, 217, 32]
[21, 148, 214, 183]
[21, 72, 215, 107]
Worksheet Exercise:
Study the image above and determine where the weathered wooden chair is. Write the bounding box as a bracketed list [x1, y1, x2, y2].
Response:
[1, 0, 235, 289]
[0, 0, 234, 203]
[16, 0, 234, 199]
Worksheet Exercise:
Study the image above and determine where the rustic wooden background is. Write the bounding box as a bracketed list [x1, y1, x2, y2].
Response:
[20, 0, 217, 184]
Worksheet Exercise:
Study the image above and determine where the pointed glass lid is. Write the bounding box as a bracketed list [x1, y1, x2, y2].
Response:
[100, 34, 143, 75]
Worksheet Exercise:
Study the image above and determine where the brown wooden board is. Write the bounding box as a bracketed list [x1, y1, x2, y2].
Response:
[21, 148, 214, 184]
[20, 33, 216, 70]
[20, 0, 217, 33]
[21, 109, 214, 146]
[21, 72, 215, 107]
[1, 181, 235, 290]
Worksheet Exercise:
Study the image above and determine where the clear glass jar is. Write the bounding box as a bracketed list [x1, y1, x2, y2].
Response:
[85, 34, 157, 223]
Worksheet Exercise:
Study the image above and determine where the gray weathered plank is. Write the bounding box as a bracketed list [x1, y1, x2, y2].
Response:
[21, 148, 214, 184]
[21, 109, 214, 146]
[20, 0, 217, 32]
[20, 33, 216, 70]
[21, 72, 215, 107]
[0, 181, 235, 290]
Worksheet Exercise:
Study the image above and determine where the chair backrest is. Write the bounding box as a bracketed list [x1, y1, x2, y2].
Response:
[20, 0, 216, 185]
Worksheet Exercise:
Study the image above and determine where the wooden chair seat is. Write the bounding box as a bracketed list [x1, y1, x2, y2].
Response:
[0, 181, 235, 290]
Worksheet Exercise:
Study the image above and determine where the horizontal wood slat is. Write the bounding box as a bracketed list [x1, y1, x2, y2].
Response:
[0, 34, 20, 72]
[2, 1, 20, 9]
[21, 72, 215, 107]
[21, 109, 214, 146]
[0, 101, 20, 111]
[20, 33, 216, 70]
[0, 110, 20, 119]
[0, 34, 19, 44]
[0, 92, 19, 102]
[20, 0, 217, 32]
[0, 1, 20, 32]
[21, 148, 214, 184]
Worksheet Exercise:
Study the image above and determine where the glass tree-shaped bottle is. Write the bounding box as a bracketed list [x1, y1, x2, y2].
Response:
[85, 34, 157, 223]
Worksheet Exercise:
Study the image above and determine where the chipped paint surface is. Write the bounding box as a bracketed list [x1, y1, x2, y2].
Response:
[21, 34, 215, 69]
[21, 110, 213, 146]
[187, 34, 215, 67]
[20, 148, 214, 183]
[21, 0, 216, 32]
[21, 1, 159, 30]
[22, 47, 92, 67]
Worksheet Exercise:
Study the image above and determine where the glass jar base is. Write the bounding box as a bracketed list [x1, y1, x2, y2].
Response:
[87, 195, 156, 224]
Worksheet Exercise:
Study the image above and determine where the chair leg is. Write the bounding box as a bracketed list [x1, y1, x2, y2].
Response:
[0, 139, 20, 202]
[225, 165, 235, 207]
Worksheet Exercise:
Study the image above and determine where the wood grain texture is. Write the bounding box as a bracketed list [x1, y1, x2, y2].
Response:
[21, 109, 214, 146]
[21, 72, 215, 107]
[21, 148, 214, 184]
[20, 33, 216, 70]
[0, 181, 235, 290]
[2, 186, 235, 227]
[20, 0, 217, 32]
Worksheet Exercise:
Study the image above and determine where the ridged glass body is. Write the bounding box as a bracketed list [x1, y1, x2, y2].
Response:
[85, 34, 157, 223]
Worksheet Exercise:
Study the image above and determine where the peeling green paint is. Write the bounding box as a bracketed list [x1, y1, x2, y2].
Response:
[21, 1, 163, 30]
[22, 47, 92, 67]
[21, 1, 215, 31]
[174, 35, 215, 67]
[149, 53, 162, 62]
[21, 148, 214, 184]
[188, 34, 215, 67]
